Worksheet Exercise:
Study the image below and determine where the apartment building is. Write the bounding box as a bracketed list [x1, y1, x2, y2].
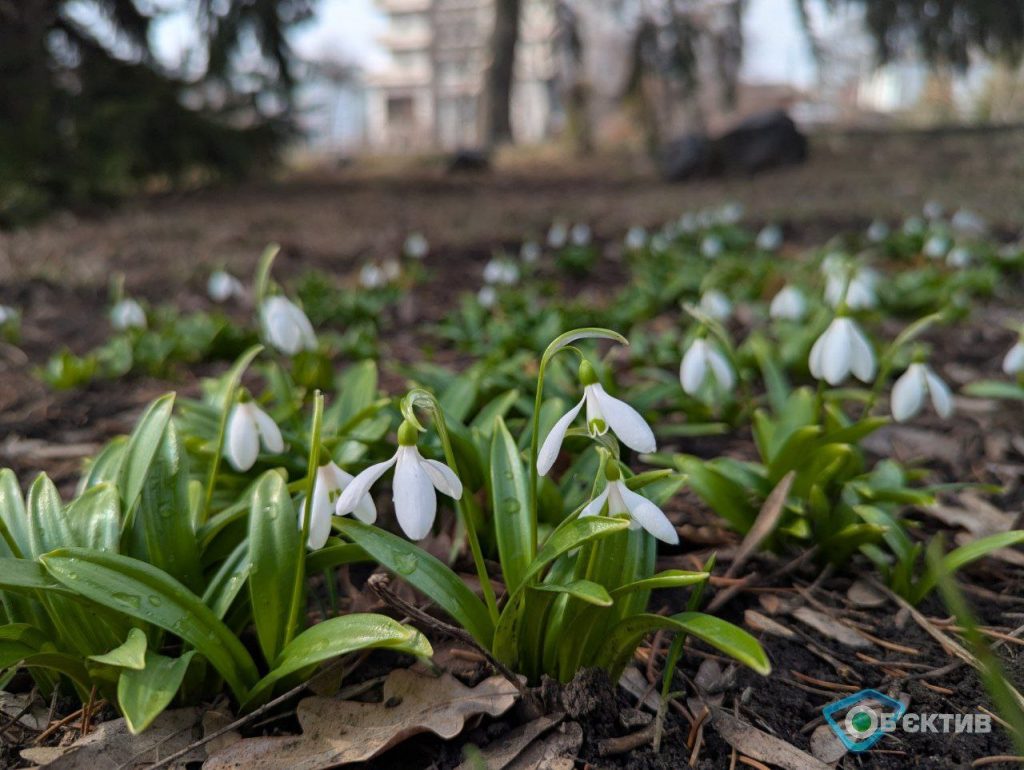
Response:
[366, 0, 556, 151]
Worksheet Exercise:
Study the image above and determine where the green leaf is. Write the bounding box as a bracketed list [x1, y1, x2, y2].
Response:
[914, 531, 1024, 602]
[0, 558, 74, 596]
[599, 612, 771, 680]
[675, 456, 756, 532]
[304, 542, 372, 574]
[490, 418, 533, 593]
[531, 580, 612, 606]
[248, 471, 300, 666]
[963, 380, 1024, 400]
[77, 437, 127, 495]
[117, 394, 176, 514]
[242, 614, 432, 710]
[64, 483, 120, 552]
[326, 360, 379, 431]
[609, 570, 709, 597]
[202, 541, 251, 621]
[89, 627, 147, 670]
[334, 519, 494, 647]
[0, 469, 30, 558]
[41, 548, 259, 700]
[118, 650, 197, 734]
[26, 474, 70, 559]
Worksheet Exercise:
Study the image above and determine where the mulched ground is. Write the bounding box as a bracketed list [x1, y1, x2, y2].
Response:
[2, 129, 1024, 768]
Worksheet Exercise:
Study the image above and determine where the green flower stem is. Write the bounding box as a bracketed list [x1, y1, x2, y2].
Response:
[288, 390, 324, 645]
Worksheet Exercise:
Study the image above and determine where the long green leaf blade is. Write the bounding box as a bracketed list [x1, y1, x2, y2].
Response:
[490, 417, 533, 593]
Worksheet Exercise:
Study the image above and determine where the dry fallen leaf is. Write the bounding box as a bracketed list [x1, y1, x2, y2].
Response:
[503, 721, 583, 770]
[204, 669, 520, 769]
[455, 713, 564, 770]
[809, 723, 848, 764]
[1, 691, 49, 731]
[791, 606, 873, 649]
[744, 609, 796, 639]
[709, 706, 832, 770]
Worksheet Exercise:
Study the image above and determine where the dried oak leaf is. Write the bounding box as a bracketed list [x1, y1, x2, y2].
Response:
[204, 669, 519, 770]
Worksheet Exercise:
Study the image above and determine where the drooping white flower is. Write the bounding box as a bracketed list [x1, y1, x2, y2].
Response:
[678, 212, 698, 233]
[923, 200, 944, 221]
[582, 466, 678, 545]
[404, 232, 429, 259]
[951, 208, 986, 236]
[111, 299, 146, 330]
[902, 216, 925, 236]
[360, 263, 385, 289]
[891, 363, 954, 422]
[679, 338, 735, 396]
[624, 226, 647, 251]
[570, 223, 592, 246]
[946, 246, 971, 268]
[483, 258, 519, 286]
[809, 316, 876, 385]
[260, 296, 317, 355]
[520, 241, 541, 264]
[335, 422, 463, 541]
[0, 305, 18, 325]
[207, 270, 244, 303]
[769, 285, 807, 321]
[755, 224, 783, 252]
[718, 202, 743, 224]
[701, 235, 723, 259]
[477, 285, 497, 308]
[547, 221, 568, 248]
[824, 267, 878, 310]
[698, 289, 732, 321]
[537, 361, 657, 476]
[651, 233, 669, 254]
[923, 235, 950, 260]
[1002, 340, 1024, 375]
[866, 220, 890, 243]
[225, 399, 284, 472]
[299, 461, 376, 550]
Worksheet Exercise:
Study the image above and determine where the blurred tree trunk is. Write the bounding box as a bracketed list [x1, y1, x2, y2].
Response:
[481, 0, 521, 148]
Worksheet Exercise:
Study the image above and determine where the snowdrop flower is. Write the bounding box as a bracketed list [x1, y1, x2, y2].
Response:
[809, 316, 876, 385]
[547, 221, 568, 249]
[583, 464, 678, 544]
[651, 233, 669, 254]
[679, 338, 735, 396]
[483, 258, 519, 286]
[0, 305, 18, 325]
[225, 397, 284, 472]
[359, 264, 385, 289]
[902, 216, 925, 236]
[699, 289, 732, 321]
[111, 299, 146, 330]
[866, 220, 890, 243]
[570, 223, 592, 246]
[951, 208, 986, 236]
[769, 285, 807, 321]
[477, 285, 497, 308]
[923, 200, 944, 221]
[923, 234, 950, 260]
[335, 421, 462, 541]
[520, 241, 541, 264]
[300, 462, 376, 550]
[891, 362, 954, 422]
[678, 212, 698, 233]
[404, 232, 429, 260]
[537, 360, 656, 476]
[260, 296, 317, 355]
[946, 246, 971, 268]
[756, 224, 783, 252]
[825, 267, 878, 310]
[701, 235, 723, 259]
[207, 270, 244, 303]
[382, 259, 401, 281]
[718, 202, 744, 224]
[624, 226, 647, 251]
[1002, 339, 1024, 375]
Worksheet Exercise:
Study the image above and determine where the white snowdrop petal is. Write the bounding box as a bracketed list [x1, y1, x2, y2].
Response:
[225, 406, 259, 472]
[925, 368, 955, 418]
[335, 455, 397, 516]
[707, 348, 736, 393]
[618, 484, 679, 545]
[821, 321, 852, 385]
[536, 396, 585, 476]
[592, 385, 656, 454]
[891, 366, 925, 422]
[301, 496, 333, 551]
[250, 405, 284, 453]
[808, 330, 827, 379]
[420, 457, 463, 500]
[680, 342, 708, 395]
[580, 487, 610, 518]
[847, 321, 877, 382]
[393, 447, 437, 540]
[1002, 342, 1024, 374]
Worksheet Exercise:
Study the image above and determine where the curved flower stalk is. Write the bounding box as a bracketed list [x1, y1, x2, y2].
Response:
[1003, 338, 1024, 375]
[809, 316, 876, 385]
[225, 395, 284, 471]
[680, 337, 735, 397]
[111, 298, 146, 330]
[260, 296, 317, 355]
[537, 360, 656, 476]
[208, 270, 245, 302]
[335, 421, 463, 541]
[404, 232, 429, 259]
[300, 461, 376, 550]
[583, 464, 679, 544]
[698, 289, 732, 321]
[769, 285, 807, 321]
[891, 362, 954, 422]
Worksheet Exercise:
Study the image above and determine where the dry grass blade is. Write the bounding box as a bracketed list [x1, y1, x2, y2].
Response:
[724, 472, 795, 580]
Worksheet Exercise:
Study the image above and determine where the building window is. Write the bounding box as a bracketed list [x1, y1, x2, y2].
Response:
[387, 95, 415, 124]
